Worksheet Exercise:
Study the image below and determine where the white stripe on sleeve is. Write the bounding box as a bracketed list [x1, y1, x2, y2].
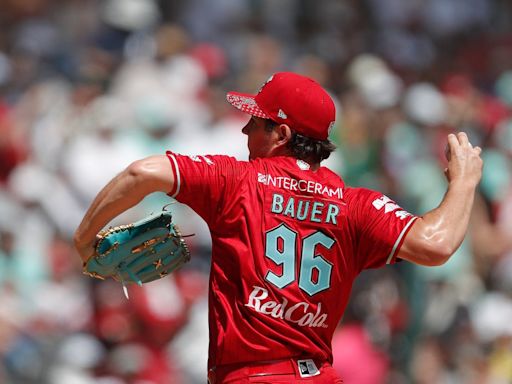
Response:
[167, 153, 181, 198]
[386, 216, 418, 264]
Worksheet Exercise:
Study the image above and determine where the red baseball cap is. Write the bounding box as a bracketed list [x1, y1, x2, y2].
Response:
[226, 72, 336, 140]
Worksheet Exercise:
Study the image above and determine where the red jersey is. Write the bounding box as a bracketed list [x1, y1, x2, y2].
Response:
[166, 152, 417, 369]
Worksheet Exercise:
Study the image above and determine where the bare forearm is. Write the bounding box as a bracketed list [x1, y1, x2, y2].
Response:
[74, 155, 173, 251]
[420, 181, 475, 254]
[399, 132, 483, 266]
[400, 181, 477, 265]
[74, 168, 149, 247]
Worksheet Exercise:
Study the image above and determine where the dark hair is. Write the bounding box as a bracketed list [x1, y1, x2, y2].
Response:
[264, 119, 336, 163]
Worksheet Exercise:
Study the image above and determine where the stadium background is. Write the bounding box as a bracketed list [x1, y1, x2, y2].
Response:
[1, 0, 512, 383]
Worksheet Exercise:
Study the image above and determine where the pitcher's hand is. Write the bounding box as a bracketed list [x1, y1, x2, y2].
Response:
[444, 132, 483, 187]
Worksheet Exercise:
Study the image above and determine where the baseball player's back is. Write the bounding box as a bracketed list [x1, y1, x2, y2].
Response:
[166, 152, 417, 379]
[208, 155, 351, 367]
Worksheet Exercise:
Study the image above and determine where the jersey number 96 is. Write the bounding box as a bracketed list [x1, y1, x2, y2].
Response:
[265, 224, 335, 296]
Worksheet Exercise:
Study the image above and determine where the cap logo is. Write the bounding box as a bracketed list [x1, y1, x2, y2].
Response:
[277, 109, 287, 119]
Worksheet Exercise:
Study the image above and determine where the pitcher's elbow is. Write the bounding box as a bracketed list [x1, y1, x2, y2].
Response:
[125, 156, 171, 193]
[402, 221, 462, 266]
[124, 158, 158, 189]
[424, 242, 456, 266]
[126, 159, 150, 180]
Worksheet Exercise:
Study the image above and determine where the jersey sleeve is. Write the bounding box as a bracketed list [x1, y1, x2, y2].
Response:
[345, 187, 418, 270]
[165, 151, 249, 226]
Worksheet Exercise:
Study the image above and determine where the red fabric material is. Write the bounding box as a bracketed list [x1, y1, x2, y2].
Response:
[226, 72, 336, 140]
[165, 153, 416, 369]
[208, 359, 342, 384]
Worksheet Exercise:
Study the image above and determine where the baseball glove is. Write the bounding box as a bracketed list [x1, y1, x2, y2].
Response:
[83, 210, 190, 288]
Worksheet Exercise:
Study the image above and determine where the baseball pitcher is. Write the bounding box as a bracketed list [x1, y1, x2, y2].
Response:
[74, 72, 483, 383]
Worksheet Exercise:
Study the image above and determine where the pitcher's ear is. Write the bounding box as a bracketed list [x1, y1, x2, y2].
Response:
[275, 124, 292, 144]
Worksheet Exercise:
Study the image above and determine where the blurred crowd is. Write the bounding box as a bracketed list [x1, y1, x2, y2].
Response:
[0, 0, 512, 383]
